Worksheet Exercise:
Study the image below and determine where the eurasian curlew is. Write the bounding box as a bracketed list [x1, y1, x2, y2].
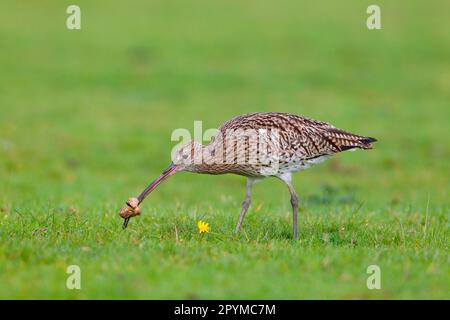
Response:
[120, 112, 377, 239]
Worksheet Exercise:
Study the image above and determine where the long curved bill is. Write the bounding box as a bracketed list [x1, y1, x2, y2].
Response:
[137, 162, 178, 203]
[122, 162, 178, 229]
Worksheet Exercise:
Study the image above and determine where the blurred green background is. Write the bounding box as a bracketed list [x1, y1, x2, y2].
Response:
[0, 1, 448, 299]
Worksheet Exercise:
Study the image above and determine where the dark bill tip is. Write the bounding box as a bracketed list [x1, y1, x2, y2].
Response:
[122, 217, 130, 229]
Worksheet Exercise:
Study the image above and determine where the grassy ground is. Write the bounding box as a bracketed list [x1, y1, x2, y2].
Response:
[0, 0, 448, 299]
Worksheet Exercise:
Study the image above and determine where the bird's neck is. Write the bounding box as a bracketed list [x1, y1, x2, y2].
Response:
[184, 144, 226, 174]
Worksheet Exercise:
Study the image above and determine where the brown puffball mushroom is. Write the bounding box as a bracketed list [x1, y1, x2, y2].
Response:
[126, 197, 139, 209]
[119, 204, 140, 218]
[119, 197, 141, 219]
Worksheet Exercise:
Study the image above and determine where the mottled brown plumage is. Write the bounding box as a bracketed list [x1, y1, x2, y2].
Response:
[120, 112, 377, 239]
[180, 112, 376, 177]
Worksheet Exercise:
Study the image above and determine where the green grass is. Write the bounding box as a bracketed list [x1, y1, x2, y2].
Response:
[0, 0, 448, 299]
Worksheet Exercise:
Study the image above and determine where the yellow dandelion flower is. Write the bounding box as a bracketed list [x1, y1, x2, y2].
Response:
[197, 220, 210, 234]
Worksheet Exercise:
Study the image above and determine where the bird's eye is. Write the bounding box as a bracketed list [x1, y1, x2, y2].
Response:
[182, 154, 188, 159]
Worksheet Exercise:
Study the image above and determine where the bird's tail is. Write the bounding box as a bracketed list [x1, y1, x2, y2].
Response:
[357, 136, 377, 150]
[325, 128, 377, 151]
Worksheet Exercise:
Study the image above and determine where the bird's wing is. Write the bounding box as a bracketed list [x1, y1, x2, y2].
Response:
[216, 112, 376, 160]
[288, 118, 377, 158]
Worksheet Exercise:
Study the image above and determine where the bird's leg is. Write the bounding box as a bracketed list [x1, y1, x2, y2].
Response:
[234, 178, 255, 233]
[288, 186, 299, 240]
[278, 173, 299, 240]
